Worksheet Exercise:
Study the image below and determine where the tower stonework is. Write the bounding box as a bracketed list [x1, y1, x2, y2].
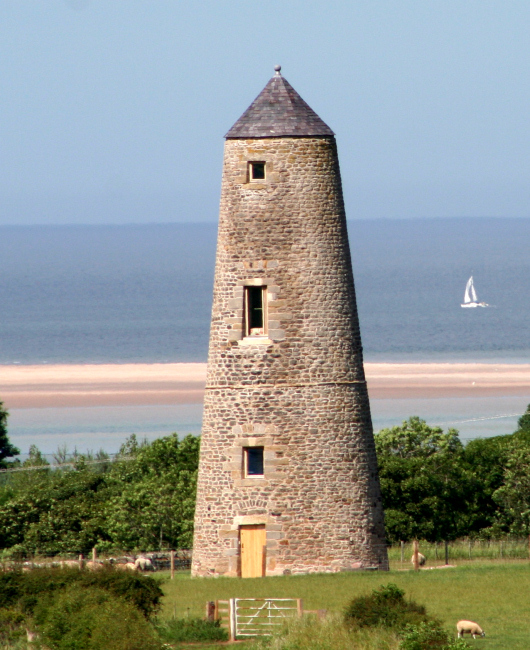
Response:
[192, 68, 388, 577]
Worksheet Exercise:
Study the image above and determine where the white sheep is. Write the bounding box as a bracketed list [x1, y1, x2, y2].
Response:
[60, 560, 81, 569]
[457, 620, 485, 639]
[410, 552, 426, 567]
[115, 562, 138, 571]
[134, 556, 153, 571]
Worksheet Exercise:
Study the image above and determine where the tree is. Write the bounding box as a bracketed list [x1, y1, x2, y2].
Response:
[0, 434, 200, 555]
[375, 417, 470, 543]
[105, 434, 199, 550]
[517, 403, 530, 432]
[0, 401, 19, 469]
[492, 440, 530, 536]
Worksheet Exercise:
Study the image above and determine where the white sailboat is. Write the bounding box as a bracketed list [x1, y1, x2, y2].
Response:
[461, 276, 488, 308]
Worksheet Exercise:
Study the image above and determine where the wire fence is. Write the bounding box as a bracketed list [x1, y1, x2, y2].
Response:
[389, 537, 530, 566]
[0, 549, 192, 573]
[0, 456, 134, 473]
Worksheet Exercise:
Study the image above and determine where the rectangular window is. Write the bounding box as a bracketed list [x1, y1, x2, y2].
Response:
[244, 286, 266, 336]
[249, 162, 266, 181]
[244, 447, 264, 477]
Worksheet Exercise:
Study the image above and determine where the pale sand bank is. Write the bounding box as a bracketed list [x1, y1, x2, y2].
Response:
[0, 362, 528, 409]
[0, 363, 206, 408]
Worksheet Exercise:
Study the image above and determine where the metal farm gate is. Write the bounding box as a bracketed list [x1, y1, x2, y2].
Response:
[208, 598, 302, 640]
[233, 598, 301, 638]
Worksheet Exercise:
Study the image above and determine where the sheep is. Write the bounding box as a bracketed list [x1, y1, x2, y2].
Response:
[60, 560, 81, 569]
[115, 562, 137, 571]
[457, 620, 485, 639]
[410, 552, 426, 567]
[135, 556, 153, 571]
[85, 560, 104, 571]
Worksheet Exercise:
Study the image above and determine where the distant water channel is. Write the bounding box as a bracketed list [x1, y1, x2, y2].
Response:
[1, 219, 529, 453]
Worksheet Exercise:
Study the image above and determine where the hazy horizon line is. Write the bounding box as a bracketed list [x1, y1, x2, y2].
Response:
[1, 215, 529, 228]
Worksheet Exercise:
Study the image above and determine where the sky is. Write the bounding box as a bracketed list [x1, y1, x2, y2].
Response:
[2, 1, 530, 224]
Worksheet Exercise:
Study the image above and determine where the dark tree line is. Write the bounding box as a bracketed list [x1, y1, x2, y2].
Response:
[376, 406, 530, 542]
[0, 403, 199, 556]
[1, 400, 530, 556]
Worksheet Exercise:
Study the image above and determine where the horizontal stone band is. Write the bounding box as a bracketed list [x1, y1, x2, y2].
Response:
[205, 380, 367, 390]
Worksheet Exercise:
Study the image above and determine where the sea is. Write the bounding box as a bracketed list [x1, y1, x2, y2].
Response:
[1, 218, 529, 455]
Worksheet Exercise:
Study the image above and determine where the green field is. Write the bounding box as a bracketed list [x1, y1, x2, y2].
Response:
[160, 562, 530, 650]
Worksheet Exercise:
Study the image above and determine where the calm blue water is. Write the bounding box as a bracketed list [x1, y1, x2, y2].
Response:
[1, 219, 529, 453]
[0, 218, 529, 364]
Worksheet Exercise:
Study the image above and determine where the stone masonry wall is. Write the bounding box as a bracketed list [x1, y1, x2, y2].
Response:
[191, 137, 388, 576]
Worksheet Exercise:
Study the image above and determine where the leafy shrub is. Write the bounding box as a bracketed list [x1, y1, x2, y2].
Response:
[0, 570, 24, 609]
[344, 584, 432, 630]
[0, 608, 26, 644]
[157, 617, 228, 642]
[79, 567, 163, 619]
[34, 583, 162, 650]
[0, 566, 162, 619]
[399, 622, 470, 650]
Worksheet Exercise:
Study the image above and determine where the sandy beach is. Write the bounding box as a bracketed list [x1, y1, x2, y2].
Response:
[0, 362, 528, 409]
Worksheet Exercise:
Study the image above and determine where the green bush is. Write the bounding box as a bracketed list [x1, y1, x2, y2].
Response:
[0, 571, 24, 610]
[34, 583, 162, 650]
[0, 608, 26, 645]
[79, 567, 163, 619]
[157, 617, 228, 642]
[0, 566, 163, 619]
[399, 622, 469, 650]
[344, 584, 432, 630]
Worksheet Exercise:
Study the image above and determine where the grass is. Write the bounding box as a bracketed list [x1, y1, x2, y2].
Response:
[159, 561, 530, 650]
[247, 614, 401, 650]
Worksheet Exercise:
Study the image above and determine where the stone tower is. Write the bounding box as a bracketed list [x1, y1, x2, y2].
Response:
[191, 66, 388, 577]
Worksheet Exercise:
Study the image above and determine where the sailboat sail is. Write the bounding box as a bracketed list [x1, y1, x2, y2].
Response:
[463, 276, 474, 304]
[461, 275, 488, 308]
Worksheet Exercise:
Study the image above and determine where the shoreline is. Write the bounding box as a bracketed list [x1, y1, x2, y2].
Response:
[0, 362, 528, 409]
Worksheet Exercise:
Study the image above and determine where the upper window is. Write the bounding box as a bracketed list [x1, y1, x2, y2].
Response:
[245, 286, 266, 336]
[244, 447, 264, 477]
[249, 162, 266, 181]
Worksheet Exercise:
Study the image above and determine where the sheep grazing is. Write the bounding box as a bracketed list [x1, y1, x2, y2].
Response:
[457, 620, 485, 639]
[410, 552, 426, 567]
[115, 562, 137, 571]
[135, 556, 153, 571]
[60, 560, 81, 569]
[85, 561, 104, 571]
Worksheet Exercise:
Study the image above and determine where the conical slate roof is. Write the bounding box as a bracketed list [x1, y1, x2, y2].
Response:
[225, 66, 334, 139]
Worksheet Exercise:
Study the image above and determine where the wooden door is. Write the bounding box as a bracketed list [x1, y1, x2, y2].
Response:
[240, 525, 266, 578]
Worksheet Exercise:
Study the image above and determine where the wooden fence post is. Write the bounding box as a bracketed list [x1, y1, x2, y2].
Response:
[78, 554, 84, 569]
[170, 549, 175, 579]
[297, 599, 303, 617]
[444, 540, 449, 566]
[413, 540, 419, 571]
[92, 547, 97, 563]
[206, 601, 215, 622]
[400, 540, 404, 564]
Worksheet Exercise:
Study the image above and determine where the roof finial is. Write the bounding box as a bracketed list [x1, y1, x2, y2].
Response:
[274, 64, 282, 75]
